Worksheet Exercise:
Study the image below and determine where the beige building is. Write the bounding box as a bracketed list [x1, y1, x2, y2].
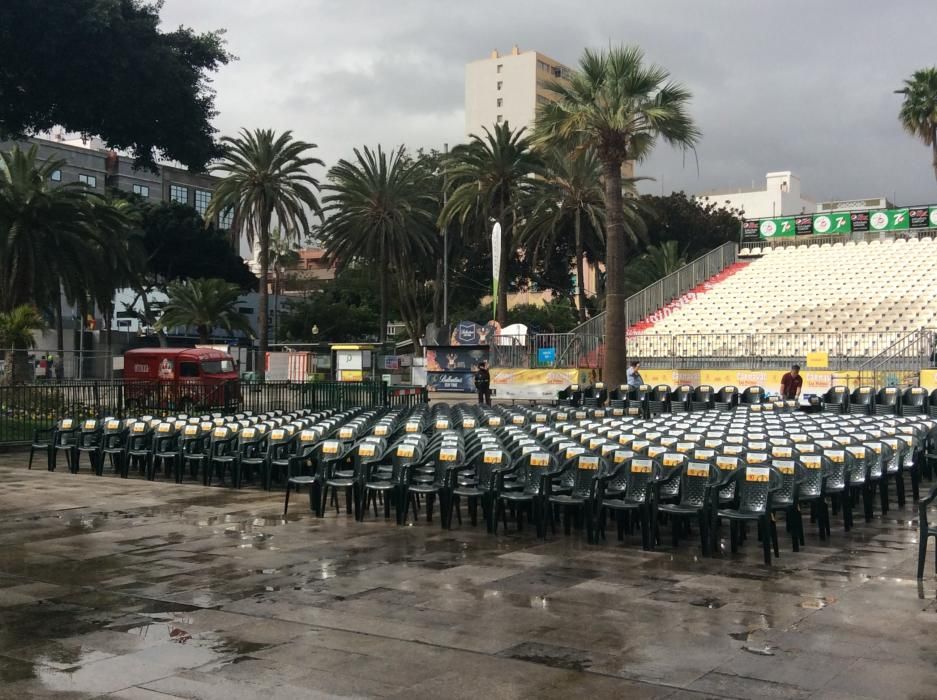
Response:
[465, 45, 572, 137]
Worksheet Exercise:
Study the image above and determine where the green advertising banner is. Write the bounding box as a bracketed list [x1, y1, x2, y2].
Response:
[869, 208, 909, 231]
[930, 207, 937, 229]
[758, 217, 795, 239]
[812, 213, 851, 235]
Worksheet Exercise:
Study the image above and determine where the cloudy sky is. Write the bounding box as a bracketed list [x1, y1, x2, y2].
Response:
[163, 0, 937, 205]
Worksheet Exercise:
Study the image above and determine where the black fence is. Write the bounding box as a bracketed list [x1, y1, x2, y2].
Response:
[0, 380, 428, 446]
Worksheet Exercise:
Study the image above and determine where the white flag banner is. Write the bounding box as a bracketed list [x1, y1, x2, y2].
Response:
[491, 221, 502, 320]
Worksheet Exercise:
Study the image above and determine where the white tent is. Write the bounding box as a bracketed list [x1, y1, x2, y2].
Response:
[497, 323, 528, 346]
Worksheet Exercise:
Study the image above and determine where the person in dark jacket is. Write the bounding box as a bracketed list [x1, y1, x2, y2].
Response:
[475, 361, 492, 405]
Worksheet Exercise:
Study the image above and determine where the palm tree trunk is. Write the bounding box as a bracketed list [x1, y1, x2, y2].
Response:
[602, 158, 626, 387]
[198, 325, 210, 344]
[575, 209, 587, 323]
[104, 309, 113, 380]
[55, 294, 64, 380]
[257, 225, 270, 380]
[932, 133, 937, 184]
[378, 237, 388, 344]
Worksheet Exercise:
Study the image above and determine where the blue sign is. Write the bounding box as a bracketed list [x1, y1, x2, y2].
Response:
[537, 347, 556, 365]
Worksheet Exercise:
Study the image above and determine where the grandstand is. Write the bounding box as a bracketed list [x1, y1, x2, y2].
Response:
[628, 237, 937, 367]
[494, 231, 937, 396]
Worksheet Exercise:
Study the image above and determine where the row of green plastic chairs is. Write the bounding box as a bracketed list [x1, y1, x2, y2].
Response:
[275, 403, 936, 566]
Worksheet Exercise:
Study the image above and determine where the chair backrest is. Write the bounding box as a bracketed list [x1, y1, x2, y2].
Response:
[680, 458, 722, 508]
[737, 466, 781, 513]
[851, 386, 874, 405]
[620, 457, 660, 503]
[770, 459, 798, 505]
[741, 386, 766, 405]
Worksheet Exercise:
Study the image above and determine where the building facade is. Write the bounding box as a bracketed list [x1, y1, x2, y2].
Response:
[0, 135, 228, 228]
[464, 45, 572, 137]
[696, 171, 815, 219]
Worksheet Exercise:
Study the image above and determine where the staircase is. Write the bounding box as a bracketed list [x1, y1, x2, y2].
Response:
[570, 242, 739, 368]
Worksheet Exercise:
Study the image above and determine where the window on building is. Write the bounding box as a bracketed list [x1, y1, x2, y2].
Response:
[132, 183, 150, 198]
[50, 169, 62, 182]
[219, 206, 234, 230]
[194, 189, 211, 216]
[496, 114, 503, 123]
[496, 98, 503, 107]
[78, 173, 96, 188]
[496, 81, 503, 90]
[496, 63, 503, 73]
[170, 184, 188, 205]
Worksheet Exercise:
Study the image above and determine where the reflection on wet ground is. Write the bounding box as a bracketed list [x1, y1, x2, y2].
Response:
[1, 453, 936, 699]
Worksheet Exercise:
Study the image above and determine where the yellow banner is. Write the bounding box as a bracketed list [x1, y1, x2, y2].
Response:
[491, 368, 589, 400]
[920, 370, 937, 392]
[633, 368, 836, 394]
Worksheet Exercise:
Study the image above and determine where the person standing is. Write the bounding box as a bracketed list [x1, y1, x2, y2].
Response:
[626, 360, 643, 388]
[780, 364, 803, 400]
[475, 361, 492, 406]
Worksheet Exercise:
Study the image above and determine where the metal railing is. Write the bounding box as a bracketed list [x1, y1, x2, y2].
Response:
[855, 328, 936, 386]
[569, 241, 738, 343]
[628, 330, 935, 371]
[0, 380, 428, 446]
[742, 227, 937, 252]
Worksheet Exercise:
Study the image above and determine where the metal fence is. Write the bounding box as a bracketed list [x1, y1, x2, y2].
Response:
[569, 241, 739, 343]
[742, 227, 937, 252]
[629, 330, 936, 370]
[0, 380, 428, 446]
[855, 328, 936, 385]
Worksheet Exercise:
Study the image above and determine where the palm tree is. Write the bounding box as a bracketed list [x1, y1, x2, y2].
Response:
[535, 46, 699, 386]
[0, 305, 46, 383]
[441, 122, 543, 327]
[157, 278, 254, 344]
[896, 68, 937, 184]
[268, 229, 300, 343]
[622, 240, 686, 295]
[522, 148, 651, 322]
[0, 145, 92, 312]
[206, 129, 323, 378]
[320, 146, 437, 344]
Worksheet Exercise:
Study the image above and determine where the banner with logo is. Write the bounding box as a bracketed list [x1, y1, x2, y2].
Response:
[758, 217, 795, 239]
[490, 368, 588, 401]
[742, 220, 760, 242]
[794, 216, 813, 236]
[426, 372, 477, 393]
[870, 208, 909, 231]
[909, 207, 931, 228]
[850, 211, 870, 232]
[425, 347, 488, 372]
[448, 320, 496, 346]
[812, 213, 850, 235]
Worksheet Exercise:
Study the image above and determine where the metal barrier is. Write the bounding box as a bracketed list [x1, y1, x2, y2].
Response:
[742, 228, 937, 252]
[855, 328, 936, 386]
[629, 330, 935, 371]
[0, 380, 428, 446]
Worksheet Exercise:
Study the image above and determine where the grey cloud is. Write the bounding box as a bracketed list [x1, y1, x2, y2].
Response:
[162, 0, 937, 203]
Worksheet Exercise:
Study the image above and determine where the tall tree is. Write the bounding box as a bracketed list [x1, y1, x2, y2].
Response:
[157, 278, 254, 344]
[441, 122, 543, 327]
[643, 191, 741, 260]
[0, 145, 92, 312]
[320, 146, 437, 345]
[622, 240, 687, 295]
[896, 67, 937, 185]
[0, 0, 230, 171]
[0, 304, 45, 383]
[206, 129, 322, 378]
[535, 46, 699, 386]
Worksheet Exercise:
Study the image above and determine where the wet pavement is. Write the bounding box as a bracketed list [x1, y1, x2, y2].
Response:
[1, 453, 936, 699]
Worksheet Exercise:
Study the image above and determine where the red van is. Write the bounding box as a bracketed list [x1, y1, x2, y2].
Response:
[123, 348, 239, 412]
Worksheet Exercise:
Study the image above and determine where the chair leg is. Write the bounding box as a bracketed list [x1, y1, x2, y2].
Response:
[283, 481, 292, 516]
[761, 517, 772, 565]
[917, 533, 929, 579]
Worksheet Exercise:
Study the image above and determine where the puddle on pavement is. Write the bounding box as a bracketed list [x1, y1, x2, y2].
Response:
[689, 597, 726, 609]
[500, 642, 592, 672]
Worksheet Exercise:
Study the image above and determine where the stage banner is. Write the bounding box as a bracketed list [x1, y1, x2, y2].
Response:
[425, 347, 488, 373]
[759, 217, 795, 239]
[870, 208, 909, 231]
[449, 320, 496, 346]
[490, 368, 587, 401]
[920, 370, 937, 392]
[850, 211, 871, 232]
[931, 207, 937, 228]
[795, 216, 813, 236]
[426, 372, 476, 393]
[812, 213, 850, 235]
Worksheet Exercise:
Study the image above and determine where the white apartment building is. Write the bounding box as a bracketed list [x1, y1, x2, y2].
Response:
[464, 45, 571, 137]
[695, 171, 815, 219]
